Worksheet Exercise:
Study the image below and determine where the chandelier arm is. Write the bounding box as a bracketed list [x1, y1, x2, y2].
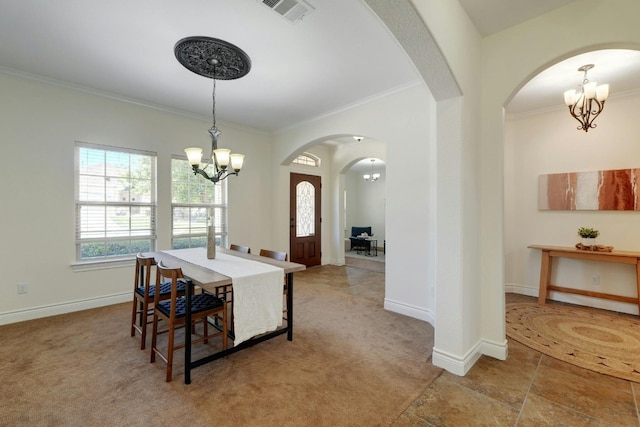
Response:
[586, 99, 604, 130]
[191, 165, 240, 184]
[589, 99, 605, 115]
[191, 165, 220, 183]
[580, 97, 592, 131]
[568, 104, 586, 131]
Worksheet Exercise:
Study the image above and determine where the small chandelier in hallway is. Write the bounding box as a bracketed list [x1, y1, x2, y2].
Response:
[563, 64, 609, 132]
[363, 159, 380, 182]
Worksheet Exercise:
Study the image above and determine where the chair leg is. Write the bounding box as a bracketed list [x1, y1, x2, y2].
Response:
[166, 324, 175, 382]
[130, 296, 138, 337]
[150, 312, 159, 363]
[140, 301, 149, 350]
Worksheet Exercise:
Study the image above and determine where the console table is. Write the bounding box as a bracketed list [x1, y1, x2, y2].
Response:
[528, 245, 640, 313]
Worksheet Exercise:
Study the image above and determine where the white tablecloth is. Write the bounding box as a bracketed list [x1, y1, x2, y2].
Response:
[162, 248, 284, 346]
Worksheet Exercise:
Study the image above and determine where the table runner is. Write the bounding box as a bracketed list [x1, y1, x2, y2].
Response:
[162, 248, 284, 346]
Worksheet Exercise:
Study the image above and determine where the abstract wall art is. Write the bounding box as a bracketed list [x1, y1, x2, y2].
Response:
[539, 168, 640, 210]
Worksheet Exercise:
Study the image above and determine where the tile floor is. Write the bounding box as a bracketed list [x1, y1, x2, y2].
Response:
[393, 294, 640, 426]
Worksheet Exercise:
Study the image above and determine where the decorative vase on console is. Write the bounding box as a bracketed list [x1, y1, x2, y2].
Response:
[207, 209, 216, 259]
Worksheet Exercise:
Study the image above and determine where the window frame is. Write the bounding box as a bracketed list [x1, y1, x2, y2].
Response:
[292, 152, 321, 167]
[170, 156, 228, 250]
[74, 141, 157, 265]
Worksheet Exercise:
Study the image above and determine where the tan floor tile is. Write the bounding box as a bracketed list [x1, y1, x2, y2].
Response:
[391, 412, 434, 426]
[507, 339, 544, 365]
[517, 393, 595, 426]
[531, 364, 638, 425]
[539, 355, 634, 391]
[442, 349, 538, 409]
[403, 376, 519, 426]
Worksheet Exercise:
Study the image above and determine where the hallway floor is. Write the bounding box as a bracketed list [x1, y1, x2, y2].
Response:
[393, 294, 640, 426]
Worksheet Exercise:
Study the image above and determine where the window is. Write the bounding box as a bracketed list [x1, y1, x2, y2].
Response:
[296, 181, 315, 237]
[75, 142, 157, 261]
[292, 152, 321, 167]
[171, 158, 228, 249]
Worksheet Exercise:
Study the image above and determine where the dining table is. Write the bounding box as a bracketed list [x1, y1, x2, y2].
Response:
[149, 247, 306, 384]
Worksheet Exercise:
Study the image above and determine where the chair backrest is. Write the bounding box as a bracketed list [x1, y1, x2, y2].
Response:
[155, 262, 185, 318]
[351, 226, 372, 237]
[230, 244, 251, 254]
[259, 249, 288, 261]
[135, 253, 157, 297]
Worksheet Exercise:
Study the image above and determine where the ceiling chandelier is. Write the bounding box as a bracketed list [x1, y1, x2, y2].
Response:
[175, 36, 251, 183]
[563, 64, 609, 132]
[363, 159, 380, 182]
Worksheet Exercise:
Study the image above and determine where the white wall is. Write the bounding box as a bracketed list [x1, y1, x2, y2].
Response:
[272, 84, 437, 323]
[408, 0, 487, 373]
[505, 92, 640, 314]
[0, 72, 275, 324]
[482, 0, 640, 344]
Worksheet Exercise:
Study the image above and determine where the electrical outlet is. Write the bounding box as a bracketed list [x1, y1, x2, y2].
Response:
[17, 283, 28, 294]
[591, 275, 600, 286]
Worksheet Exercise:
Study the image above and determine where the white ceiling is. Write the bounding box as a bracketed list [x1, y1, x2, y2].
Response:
[0, 0, 637, 137]
[0, 0, 419, 133]
[458, 0, 577, 37]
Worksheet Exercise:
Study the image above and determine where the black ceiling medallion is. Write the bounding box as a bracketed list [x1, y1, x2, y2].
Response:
[174, 36, 251, 80]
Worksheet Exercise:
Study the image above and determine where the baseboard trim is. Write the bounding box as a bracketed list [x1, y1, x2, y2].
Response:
[384, 298, 435, 326]
[506, 282, 638, 315]
[432, 337, 508, 376]
[505, 282, 538, 297]
[0, 292, 131, 325]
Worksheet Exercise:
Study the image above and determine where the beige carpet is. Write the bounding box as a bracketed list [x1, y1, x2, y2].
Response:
[0, 265, 440, 426]
[506, 303, 640, 383]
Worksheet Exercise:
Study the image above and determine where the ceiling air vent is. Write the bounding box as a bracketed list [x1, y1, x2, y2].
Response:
[259, 0, 314, 23]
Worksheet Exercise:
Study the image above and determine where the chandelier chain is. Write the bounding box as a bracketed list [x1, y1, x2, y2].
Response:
[211, 75, 217, 131]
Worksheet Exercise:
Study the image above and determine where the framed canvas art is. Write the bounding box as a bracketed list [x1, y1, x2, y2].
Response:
[539, 168, 640, 210]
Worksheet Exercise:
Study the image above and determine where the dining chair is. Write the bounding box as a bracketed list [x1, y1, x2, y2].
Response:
[259, 249, 287, 261]
[229, 243, 251, 254]
[259, 249, 289, 321]
[216, 244, 253, 331]
[150, 262, 228, 382]
[130, 253, 186, 350]
[220, 243, 251, 297]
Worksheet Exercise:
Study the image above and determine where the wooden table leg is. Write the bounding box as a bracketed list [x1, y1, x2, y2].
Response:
[538, 250, 551, 304]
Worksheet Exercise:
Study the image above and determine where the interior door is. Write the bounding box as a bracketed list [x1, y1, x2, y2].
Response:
[289, 173, 321, 267]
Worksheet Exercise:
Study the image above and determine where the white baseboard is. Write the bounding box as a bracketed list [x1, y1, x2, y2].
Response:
[432, 337, 508, 376]
[505, 282, 538, 297]
[505, 282, 638, 315]
[384, 298, 435, 326]
[0, 292, 131, 325]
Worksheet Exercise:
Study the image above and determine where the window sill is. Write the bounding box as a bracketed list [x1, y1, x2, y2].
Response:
[71, 257, 136, 272]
